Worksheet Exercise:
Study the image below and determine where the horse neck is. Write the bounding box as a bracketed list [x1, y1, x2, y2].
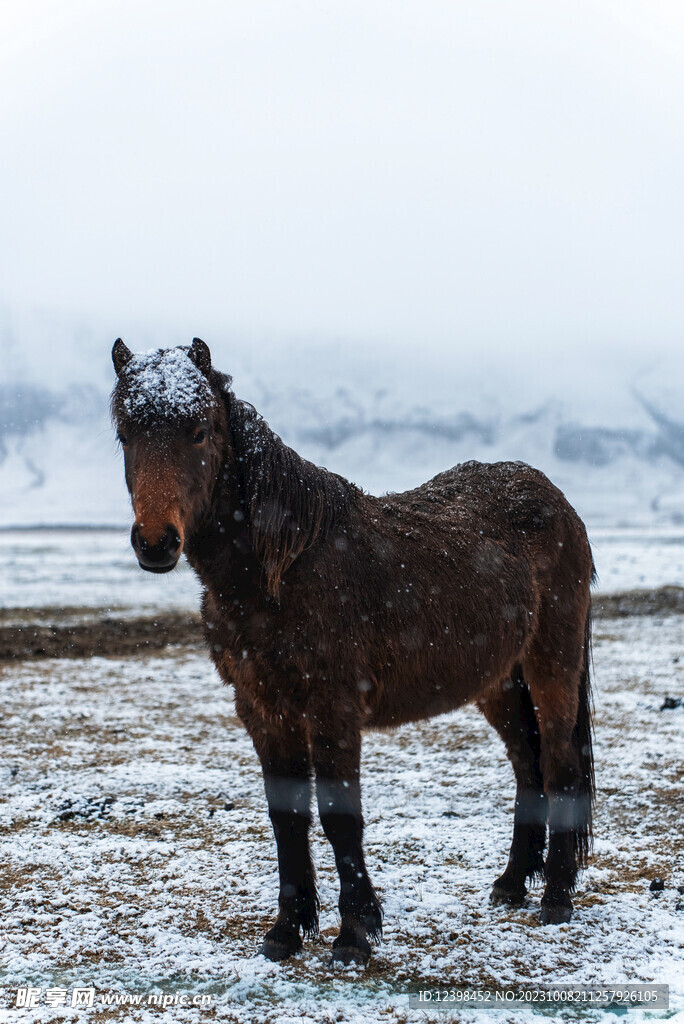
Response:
[182, 450, 245, 579]
[227, 394, 354, 531]
[185, 393, 354, 599]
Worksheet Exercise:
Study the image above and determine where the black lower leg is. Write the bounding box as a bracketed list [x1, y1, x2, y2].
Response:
[319, 787, 382, 964]
[481, 673, 547, 905]
[260, 764, 318, 960]
[314, 730, 382, 966]
[492, 787, 547, 904]
[541, 789, 587, 924]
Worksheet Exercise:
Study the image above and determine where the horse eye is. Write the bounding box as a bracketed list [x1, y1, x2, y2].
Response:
[193, 429, 207, 445]
[117, 432, 128, 447]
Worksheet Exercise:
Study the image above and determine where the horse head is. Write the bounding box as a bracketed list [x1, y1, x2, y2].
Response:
[110, 338, 229, 572]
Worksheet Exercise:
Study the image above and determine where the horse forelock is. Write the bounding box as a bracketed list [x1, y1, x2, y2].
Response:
[112, 347, 217, 425]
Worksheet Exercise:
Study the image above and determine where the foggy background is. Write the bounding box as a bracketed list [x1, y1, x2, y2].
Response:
[1, 0, 684, 528]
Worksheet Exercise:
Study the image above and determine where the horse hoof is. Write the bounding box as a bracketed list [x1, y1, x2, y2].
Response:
[490, 884, 527, 906]
[330, 944, 371, 967]
[259, 940, 298, 961]
[540, 904, 572, 925]
[259, 937, 302, 961]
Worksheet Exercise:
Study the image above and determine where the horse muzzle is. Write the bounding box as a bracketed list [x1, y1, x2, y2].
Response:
[131, 523, 182, 573]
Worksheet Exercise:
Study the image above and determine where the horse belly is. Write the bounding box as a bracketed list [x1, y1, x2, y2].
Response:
[365, 681, 473, 730]
[362, 593, 532, 730]
[363, 648, 510, 730]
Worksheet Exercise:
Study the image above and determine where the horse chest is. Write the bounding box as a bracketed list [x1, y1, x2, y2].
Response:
[209, 616, 311, 728]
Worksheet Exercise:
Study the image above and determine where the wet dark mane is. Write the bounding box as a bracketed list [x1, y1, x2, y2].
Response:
[224, 389, 356, 599]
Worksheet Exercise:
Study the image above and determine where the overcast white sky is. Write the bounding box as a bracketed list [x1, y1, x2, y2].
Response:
[1, 0, 684, 359]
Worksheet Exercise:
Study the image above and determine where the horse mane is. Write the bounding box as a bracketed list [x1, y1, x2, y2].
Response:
[221, 383, 355, 599]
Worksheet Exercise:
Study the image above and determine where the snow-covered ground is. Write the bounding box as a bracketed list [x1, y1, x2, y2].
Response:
[0, 615, 682, 1022]
[0, 530, 201, 614]
[0, 529, 682, 1022]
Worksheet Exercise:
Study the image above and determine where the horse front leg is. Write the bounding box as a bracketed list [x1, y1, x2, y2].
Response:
[312, 725, 382, 965]
[251, 728, 319, 960]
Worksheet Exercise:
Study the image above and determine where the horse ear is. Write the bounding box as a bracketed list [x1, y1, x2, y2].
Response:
[188, 337, 212, 378]
[112, 338, 133, 376]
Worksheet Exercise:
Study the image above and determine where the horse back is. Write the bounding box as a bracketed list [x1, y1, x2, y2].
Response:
[336, 460, 593, 728]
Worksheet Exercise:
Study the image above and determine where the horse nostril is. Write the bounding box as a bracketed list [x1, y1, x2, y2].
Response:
[131, 524, 154, 556]
[165, 526, 182, 555]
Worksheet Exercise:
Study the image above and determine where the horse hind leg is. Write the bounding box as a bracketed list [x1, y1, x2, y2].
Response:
[522, 605, 594, 924]
[478, 666, 547, 905]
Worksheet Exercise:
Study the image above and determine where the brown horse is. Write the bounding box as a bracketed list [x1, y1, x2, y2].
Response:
[111, 338, 595, 965]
